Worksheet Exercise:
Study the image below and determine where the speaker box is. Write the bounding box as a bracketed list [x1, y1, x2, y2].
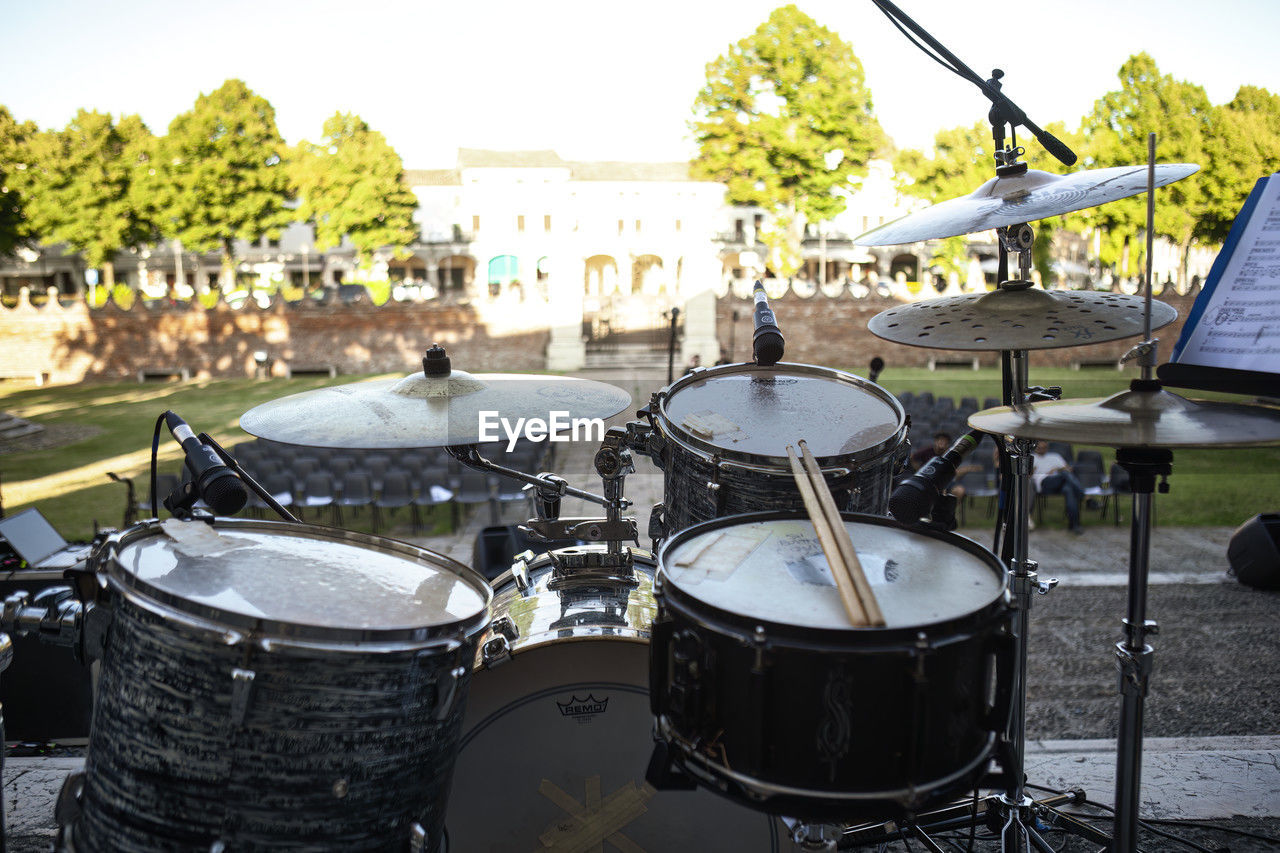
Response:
[1228, 513, 1280, 590]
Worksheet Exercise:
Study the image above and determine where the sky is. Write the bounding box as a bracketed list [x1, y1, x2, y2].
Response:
[3, 0, 1278, 169]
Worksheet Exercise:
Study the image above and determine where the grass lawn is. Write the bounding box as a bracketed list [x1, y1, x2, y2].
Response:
[1, 365, 1277, 543]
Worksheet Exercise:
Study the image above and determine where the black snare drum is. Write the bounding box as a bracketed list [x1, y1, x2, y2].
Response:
[65, 518, 490, 853]
[649, 512, 1012, 821]
[632, 363, 908, 541]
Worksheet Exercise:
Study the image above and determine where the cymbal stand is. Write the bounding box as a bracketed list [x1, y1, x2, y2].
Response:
[1108, 132, 1168, 853]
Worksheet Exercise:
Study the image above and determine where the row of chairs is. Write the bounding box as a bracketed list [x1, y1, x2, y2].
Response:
[139, 439, 551, 533]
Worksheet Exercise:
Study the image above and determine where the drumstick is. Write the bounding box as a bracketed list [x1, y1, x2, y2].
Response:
[786, 444, 870, 627]
[797, 441, 885, 627]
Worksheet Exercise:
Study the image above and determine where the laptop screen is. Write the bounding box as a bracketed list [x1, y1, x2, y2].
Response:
[0, 508, 69, 566]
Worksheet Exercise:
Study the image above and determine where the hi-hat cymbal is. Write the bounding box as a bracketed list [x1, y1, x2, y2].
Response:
[867, 286, 1176, 351]
[240, 369, 632, 449]
[855, 163, 1199, 246]
[968, 388, 1280, 448]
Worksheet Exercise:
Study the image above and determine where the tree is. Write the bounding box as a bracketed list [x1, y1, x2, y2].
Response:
[1198, 85, 1280, 246]
[691, 4, 883, 276]
[290, 112, 418, 271]
[1081, 53, 1213, 286]
[140, 79, 292, 288]
[0, 106, 37, 258]
[18, 110, 156, 287]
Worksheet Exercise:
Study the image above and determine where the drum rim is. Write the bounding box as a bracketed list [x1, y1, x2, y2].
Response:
[484, 544, 657, 658]
[654, 361, 907, 468]
[656, 510, 1007, 637]
[95, 517, 493, 644]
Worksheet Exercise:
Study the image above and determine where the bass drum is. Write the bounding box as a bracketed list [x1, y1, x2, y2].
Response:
[447, 545, 781, 851]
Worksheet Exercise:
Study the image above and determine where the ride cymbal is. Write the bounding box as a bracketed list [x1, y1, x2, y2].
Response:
[240, 367, 631, 450]
[855, 164, 1199, 246]
[867, 287, 1176, 351]
[968, 388, 1280, 448]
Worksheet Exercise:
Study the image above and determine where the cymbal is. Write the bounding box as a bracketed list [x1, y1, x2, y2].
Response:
[968, 388, 1280, 448]
[855, 164, 1199, 246]
[867, 286, 1176, 351]
[239, 370, 632, 449]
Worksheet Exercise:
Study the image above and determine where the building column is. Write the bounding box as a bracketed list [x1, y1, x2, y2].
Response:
[677, 252, 720, 366]
[545, 255, 586, 371]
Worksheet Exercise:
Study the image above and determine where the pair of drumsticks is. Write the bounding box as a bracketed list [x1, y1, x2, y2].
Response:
[786, 441, 885, 628]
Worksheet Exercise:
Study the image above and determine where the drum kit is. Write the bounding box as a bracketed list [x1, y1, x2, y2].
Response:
[6, 39, 1280, 853]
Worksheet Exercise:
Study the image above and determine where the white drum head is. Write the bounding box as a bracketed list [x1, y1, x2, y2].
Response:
[449, 641, 780, 850]
[662, 517, 1003, 631]
[115, 521, 487, 630]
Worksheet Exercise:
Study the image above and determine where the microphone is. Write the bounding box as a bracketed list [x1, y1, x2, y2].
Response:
[869, 356, 885, 383]
[752, 281, 784, 366]
[890, 430, 984, 524]
[163, 411, 248, 515]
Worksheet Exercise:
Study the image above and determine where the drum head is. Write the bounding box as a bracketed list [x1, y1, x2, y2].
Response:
[661, 514, 1004, 632]
[105, 519, 489, 639]
[661, 363, 903, 460]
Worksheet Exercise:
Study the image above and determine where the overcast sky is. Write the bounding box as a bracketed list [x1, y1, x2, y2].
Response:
[3, 0, 1277, 169]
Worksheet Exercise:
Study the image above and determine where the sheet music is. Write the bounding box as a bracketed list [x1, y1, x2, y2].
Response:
[1175, 175, 1280, 371]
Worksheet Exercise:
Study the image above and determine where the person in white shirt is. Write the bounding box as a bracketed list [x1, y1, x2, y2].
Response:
[1031, 440, 1085, 533]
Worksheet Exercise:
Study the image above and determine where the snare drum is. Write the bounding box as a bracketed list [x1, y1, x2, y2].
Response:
[65, 518, 490, 853]
[447, 545, 781, 851]
[650, 512, 1012, 821]
[633, 363, 908, 540]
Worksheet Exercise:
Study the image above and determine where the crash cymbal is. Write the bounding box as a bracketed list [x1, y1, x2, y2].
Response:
[240, 361, 631, 450]
[867, 286, 1176, 351]
[855, 163, 1199, 246]
[968, 387, 1280, 448]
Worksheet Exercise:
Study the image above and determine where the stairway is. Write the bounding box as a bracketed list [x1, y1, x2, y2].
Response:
[0, 411, 44, 442]
[583, 342, 673, 370]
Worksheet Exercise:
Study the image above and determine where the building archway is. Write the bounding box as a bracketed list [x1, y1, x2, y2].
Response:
[438, 255, 474, 291]
[890, 253, 919, 281]
[632, 254, 665, 295]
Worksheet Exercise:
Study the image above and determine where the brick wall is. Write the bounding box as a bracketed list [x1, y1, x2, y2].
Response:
[0, 290, 550, 383]
[715, 289, 1197, 372]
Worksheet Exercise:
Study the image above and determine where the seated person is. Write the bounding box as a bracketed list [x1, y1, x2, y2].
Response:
[909, 431, 980, 502]
[1031, 440, 1085, 533]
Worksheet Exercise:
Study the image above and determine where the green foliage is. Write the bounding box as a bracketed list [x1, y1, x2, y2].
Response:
[16, 110, 156, 281]
[1198, 85, 1280, 246]
[0, 105, 38, 257]
[691, 5, 882, 275]
[364, 279, 392, 305]
[139, 80, 292, 285]
[110, 282, 135, 308]
[1080, 54, 1212, 283]
[928, 235, 970, 281]
[290, 112, 418, 266]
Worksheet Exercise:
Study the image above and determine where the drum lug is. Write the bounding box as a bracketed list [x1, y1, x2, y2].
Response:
[408, 822, 428, 853]
[480, 634, 512, 668]
[54, 769, 85, 829]
[751, 625, 768, 673]
[230, 667, 256, 727]
[435, 665, 468, 721]
[707, 458, 724, 511]
[648, 504, 666, 545]
[511, 553, 533, 593]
